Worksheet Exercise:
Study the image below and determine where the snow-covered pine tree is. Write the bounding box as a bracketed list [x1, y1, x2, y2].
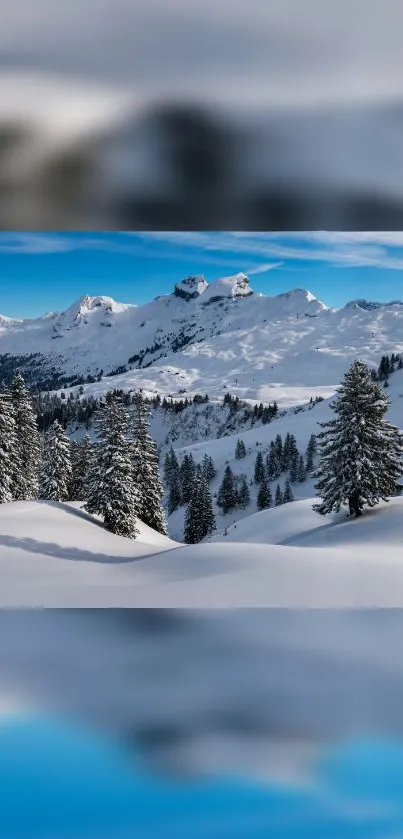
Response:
[201, 475, 216, 537]
[275, 484, 283, 506]
[289, 449, 299, 483]
[164, 450, 173, 485]
[131, 392, 167, 535]
[314, 360, 403, 518]
[254, 451, 265, 484]
[235, 438, 246, 459]
[10, 374, 41, 500]
[378, 355, 390, 381]
[257, 476, 272, 511]
[184, 471, 215, 543]
[168, 472, 182, 515]
[237, 475, 251, 508]
[275, 433, 283, 461]
[283, 479, 294, 503]
[180, 453, 196, 503]
[39, 420, 72, 502]
[297, 454, 307, 482]
[85, 394, 140, 538]
[70, 433, 93, 500]
[164, 446, 180, 487]
[0, 388, 17, 503]
[267, 442, 281, 481]
[202, 453, 216, 482]
[217, 465, 237, 514]
[281, 433, 291, 470]
[306, 434, 317, 472]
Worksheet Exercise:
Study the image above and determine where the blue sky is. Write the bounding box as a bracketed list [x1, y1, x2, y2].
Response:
[2, 232, 403, 318]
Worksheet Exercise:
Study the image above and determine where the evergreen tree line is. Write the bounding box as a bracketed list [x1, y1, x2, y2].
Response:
[375, 352, 403, 385]
[218, 460, 294, 514]
[82, 391, 167, 538]
[0, 375, 167, 540]
[164, 448, 217, 544]
[0, 374, 41, 503]
[33, 388, 212, 432]
[34, 387, 280, 437]
[234, 431, 317, 512]
[164, 448, 216, 512]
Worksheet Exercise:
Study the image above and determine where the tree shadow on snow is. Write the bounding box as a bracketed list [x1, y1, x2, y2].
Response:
[0, 534, 140, 565]
[37, 500, 106, 528]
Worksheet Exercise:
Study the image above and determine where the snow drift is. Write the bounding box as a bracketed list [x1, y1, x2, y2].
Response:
[3, 497, 403, 606]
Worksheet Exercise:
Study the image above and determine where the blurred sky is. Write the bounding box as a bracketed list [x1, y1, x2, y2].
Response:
[1, 232, 403, 317]
[1, 0, 403, 105]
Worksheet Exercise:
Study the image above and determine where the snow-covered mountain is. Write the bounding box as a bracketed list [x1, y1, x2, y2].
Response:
[1, 274, 403, 405]
[0, 274, 330, 387]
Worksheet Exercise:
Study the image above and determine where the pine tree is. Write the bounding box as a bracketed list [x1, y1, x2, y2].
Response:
[10, 374, 41, 500]
[289, 449, 299, 483]
[274, 433, 283, 461]
[314, 360, 403, 517]
[378, 355, 390, 381]
[164, 446, 180, 487]
[254, 451, 265, 484]
[180, 453, 196, 503]
[71, 434, 93, 500]
[85, 395, 140, 538]
[202, 453, 216, 482]
[164, 450, 173, 485]
[168, 472, 182, 515]
[267, 442, 281, 481]
[217, 465, 237, 514]
[237, 475, 251, 508]
[297, 454, 307, 482]
[281, 433, 291, 470]
[39, 420, 72, 502]
[235, 438, 246, 459]
[283, 479, 294, 503]
[275, 484, 283, 506]
[306, 434, 317, 472]
[257, 477, 272, 511]
[0, 389, 17, 503]
[184, 472, 215, 543]
[200, 475, 216, 537]
[131, 392, 167, 535]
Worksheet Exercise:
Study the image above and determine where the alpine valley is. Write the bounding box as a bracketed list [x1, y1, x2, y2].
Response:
[1, 270, 403, 606]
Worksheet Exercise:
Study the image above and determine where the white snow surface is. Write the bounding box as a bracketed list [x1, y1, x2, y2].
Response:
[3, 495, 403, 606]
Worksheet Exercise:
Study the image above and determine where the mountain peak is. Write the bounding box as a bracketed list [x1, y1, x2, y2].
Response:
[174, 275, 208, 301]
[201, 272, 253, 304]
[345, 298, 403, 312]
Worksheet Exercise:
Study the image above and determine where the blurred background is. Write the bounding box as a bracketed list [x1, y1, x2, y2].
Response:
[2, 0, 403, 228]
[2, 609, 403, 837]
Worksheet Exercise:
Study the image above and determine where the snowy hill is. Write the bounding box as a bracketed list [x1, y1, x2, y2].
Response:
[3, 496, 403, 606]
[161, 364, 403, 539]
[2, 276, 403, 405]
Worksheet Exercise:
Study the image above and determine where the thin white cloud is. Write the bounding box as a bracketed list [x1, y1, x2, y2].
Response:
[246, 261, 284, 275]
[140, 232, 403, 271]
[3, 231, 403, 275]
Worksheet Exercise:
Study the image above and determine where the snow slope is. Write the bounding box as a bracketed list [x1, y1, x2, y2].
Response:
[3, 496, 403, 606]
[161, 365, 403, 539]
